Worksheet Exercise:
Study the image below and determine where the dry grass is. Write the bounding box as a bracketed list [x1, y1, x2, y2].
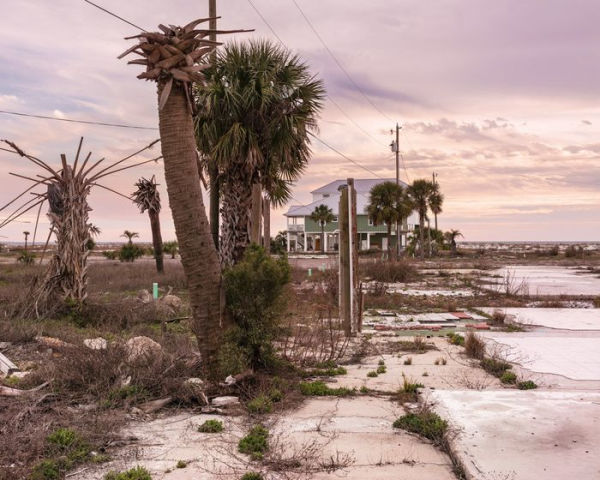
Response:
[360, 259, 419, 283]
[464, 332, 486, 360]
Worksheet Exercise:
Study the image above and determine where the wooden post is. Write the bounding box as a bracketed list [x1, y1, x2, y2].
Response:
[348, 178, 360, 333]
[339, 184, 350, 337]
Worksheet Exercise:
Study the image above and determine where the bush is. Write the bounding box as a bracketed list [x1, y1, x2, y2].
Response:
[222, 245, 290, 371]
[447, 333, 464, 346]
[241, 473, 264, 480]
[17, 250, 36, 265]
[517, 380, 538, 390]
[393, 411, 448, 444]
[464, 332, 485, 360]
[238, 425, 269, 460]
[268, 388, 283, 402]
[247, 394, 273, 414]
[102, 250, 118, 260]
[500, 371, 517, 384]
[118, 244, 145, 262]
[162, 241, 179, 259]
[367, 371, 378, 378]
[299, 381, 354, 397]
[104, 466, 152, 480]
[401, 374, 424, 394]
[30, 460, 60, 480]
[376, 365, 387, 374]
[480, 357, 511, 377]
[361, 259, 419, 283]
[403, 357, 412, 365]
[198, 420, 223, 433]
[301, 365, 347, 377]
[176, 460, 187, 468]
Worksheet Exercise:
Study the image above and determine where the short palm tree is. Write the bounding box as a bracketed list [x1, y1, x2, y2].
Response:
[121, 230, 139, 245]
[367, 182, 413, 258]
[407, 179, 436, 259]
[163, 240, 179, 259]
[310, 204, 335, 252]
[195, 40, 324, 265]
[23, 231, 30, 251]
[445, 229, 463, 255]
[132, 176, 164, 273]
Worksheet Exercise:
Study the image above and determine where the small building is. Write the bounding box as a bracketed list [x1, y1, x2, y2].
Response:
[284, 178, 418, 252]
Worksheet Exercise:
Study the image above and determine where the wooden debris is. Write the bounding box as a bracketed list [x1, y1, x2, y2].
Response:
[0, 351, 18, 375]
[139, 396, 173, 413]
[0, 381, 50, 397]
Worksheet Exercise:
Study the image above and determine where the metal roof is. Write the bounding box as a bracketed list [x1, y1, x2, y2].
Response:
[310, 178, 407, 195]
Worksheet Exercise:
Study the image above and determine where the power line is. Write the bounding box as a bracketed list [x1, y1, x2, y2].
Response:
[246, 0, 285, 45]
[290, 0, 393, 123]
[309, 132, 383, 179]
[0, 110, 158, 131]
[82, 0, 146, 31]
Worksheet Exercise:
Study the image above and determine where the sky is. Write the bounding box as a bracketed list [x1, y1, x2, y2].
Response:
[1, 0, 599, 243]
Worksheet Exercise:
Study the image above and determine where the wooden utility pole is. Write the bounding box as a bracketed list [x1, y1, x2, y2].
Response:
[262, 196, 271, 252]
[208, 0, 220, 250]
[394, 123, 402, 257]
[432, 171, 438, 231]
[339, 178, 359, 336]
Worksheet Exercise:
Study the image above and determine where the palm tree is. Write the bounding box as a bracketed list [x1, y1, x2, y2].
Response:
[132, 176, 164, 273]
[195, 40, 324, 265]
[121, 19, 237, 376]
[23, 231, 30, 251]
[429, 189, 444, 232]
[445, 229, 463, 255]
[121, 230, 139, 245]
[407, 179, 436, 259]
[163, 241, 179, 259]
[310, 204, 335, 252]
[367, 182, 413, 258]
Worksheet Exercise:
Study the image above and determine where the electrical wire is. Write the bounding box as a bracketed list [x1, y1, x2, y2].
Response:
[82, 0, 146, 31]
[0, 110, 157, 130]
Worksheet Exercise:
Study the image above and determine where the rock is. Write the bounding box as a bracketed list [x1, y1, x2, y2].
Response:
[211, 396, 240, 407]
[183, 378, 208, 405]
[137, 289, 152, 303]
[125, 336, 162, 362]
[224, 375, 236, 385]
[83, 337, 107, 350]
[9, 371, 30, 380]
[139, 396, 172, 413]
[0, 342, 12, 350]
[35, 336, 74, 350]
[184, 377, 205, 388]
[161, 294, 182, 310]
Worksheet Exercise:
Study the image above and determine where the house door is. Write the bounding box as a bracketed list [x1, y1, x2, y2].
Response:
[315, 237, 321, 251]
[382, 237, 388, 251]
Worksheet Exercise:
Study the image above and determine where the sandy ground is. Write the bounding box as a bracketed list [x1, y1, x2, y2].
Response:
[432, 390, 600, 480]
[484, 265, 600, 296]
[480, 307, 600, 330]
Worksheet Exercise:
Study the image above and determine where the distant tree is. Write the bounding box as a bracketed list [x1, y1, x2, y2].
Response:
[367, 182, 413, 258]
[310, 205, 335, 252]
[444, 229, 463, 255]
[23, 231, 30, 251]
[121, 230, 139, 245]
[271, 231, 287, 255]
[132, 176, 164, 273]
[429, 189, 444, 232]
[163, 240, 179, 259]
[407, 179, 436, 259]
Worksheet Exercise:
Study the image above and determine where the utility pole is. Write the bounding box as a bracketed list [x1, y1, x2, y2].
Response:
[208, 0, 219, 250]
[432, 171, 438, 231]
[391, 123, 402, 257]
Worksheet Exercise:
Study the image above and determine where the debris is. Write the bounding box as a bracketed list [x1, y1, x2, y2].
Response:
[139, 396, 173, 413]
[183, 378, 208, 405]
[9, 371, 30, 380]
[35, 336, 74, 350]
[0, 381, 50, 397]
[0, 351, 18, 375]
[83, 337, 107, 350]
[0, 342, 12, 350]
[211, 396, 240, 407]
[160, 294, 182, 310]
[137, 289, 152, 303]
[125, 336, 162, 362]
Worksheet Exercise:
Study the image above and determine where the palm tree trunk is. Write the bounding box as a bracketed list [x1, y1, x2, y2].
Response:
[157, 82, 222, 375]
[148, 210, 164, 274]
[321, 224, 325, 253]
[262, 196, 271, 253]
[387, 223, 392, 259]
[209, 162, 220, 251]
[220, 176, 252, 265]
[249, 183, 262, 244]
[427, 218, 432, 258]
[419, 213, 425, 259]
[434, 213, 438, 232]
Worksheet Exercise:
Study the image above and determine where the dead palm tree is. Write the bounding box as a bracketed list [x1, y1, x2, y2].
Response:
[132, 176, 164, 273]
[407, 179, 436, 259]
[120, 19, 244, 375]
[23, 231, 30, 250]
[195, 40, 324, 265]
[310, 204, 335, 252]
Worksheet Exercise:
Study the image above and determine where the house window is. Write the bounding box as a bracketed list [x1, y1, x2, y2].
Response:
[332, 216, 338, 222]
[368, 218, 374, 226]
[323, 194, 330, 198]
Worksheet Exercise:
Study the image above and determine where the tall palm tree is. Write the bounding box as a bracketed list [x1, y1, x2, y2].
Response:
[120, 230, 139, 245]
[132, 176, 164, 273]
[310, 204, 334, 252]
[429, 189, 444, 232]
[367, 181, 413, 258]
[23, 231, 30, 251]
[121, 19, 240, 376]
[195, 40, 324, 265]
[445, 229, 463, 255]
[407, 179, 436, 259]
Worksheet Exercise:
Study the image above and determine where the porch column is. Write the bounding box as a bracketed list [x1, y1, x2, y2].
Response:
[324, 233, 328, 252]
[366, 233, 371, 250]
[304, 233, 308, 252]
[286, 231, 290, 252]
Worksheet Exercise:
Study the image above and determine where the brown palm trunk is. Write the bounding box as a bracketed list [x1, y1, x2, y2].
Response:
[427, 218, 432, 258]
[158, 83, 222, 375]
[321, 224, 325, 252]
[262, 196, 271, 253]
[419, 212, 425, 259]
[148, 210, 164, 273]
[249, 183, 262, 244]
[387, 223, 392, 259]
[220, 177, 253, 265]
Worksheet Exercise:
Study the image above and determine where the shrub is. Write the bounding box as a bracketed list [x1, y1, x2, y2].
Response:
[500, 371, 517, 384]
[464, 332, 485, 360]
[299, 381, 354, 397]
[102, 250, 118, 260]
[401, 374, 424, 394]
[361, 259, 419, 283]
[480, 357, 511, 377]
[434, 357, 447, 366]
[30, 459, 60, 480]
[104, 466, 152, 480]
[241, 473, 264, 480]
[47, 428, 78, 450]
[376, 365, 387, 374]
[118, 244, 145, 262]
[247, 394, 273, 414]
[301, 365, 347, 377]
[447, 333, 464, 346]
[403, 357, 412, 365]
[268, 388, 283, 402]
[198, 420, 223, 433]
[162, 240, 179, 259]
[17, 250, 36, 265]
[359, 386, 368, 394]
[378, 359, 385, 366]
[238, 425, 269, 460]
[223, 245, 290, 371]
[393, 411, 448, 444]
[517, 380, 538, 390]
[176, 460, 187, 468]
[367, 371, 378, 378]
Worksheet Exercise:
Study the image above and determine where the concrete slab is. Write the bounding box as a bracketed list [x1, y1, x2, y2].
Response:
[432, 390, 600, 480]
[482, 332, 600, 381]
[480, 307, 600, 331]
[484, 266, 600, 296]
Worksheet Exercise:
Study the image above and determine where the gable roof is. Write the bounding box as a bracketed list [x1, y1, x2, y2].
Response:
[310, 178, 407, 195]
